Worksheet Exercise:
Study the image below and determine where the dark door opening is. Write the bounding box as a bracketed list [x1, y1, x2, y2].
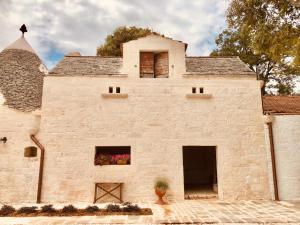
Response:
[183, 146, 217, 199]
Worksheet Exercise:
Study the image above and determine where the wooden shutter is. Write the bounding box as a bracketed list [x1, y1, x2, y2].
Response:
[154, 52, 169, 78]
[140, 52, 154, 78]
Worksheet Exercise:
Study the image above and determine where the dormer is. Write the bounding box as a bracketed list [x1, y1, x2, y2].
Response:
[122, 34, 187, 78]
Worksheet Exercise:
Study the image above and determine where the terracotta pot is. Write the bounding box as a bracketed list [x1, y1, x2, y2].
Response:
[155, 188, 167, 205]
[117, 159, 128, 165]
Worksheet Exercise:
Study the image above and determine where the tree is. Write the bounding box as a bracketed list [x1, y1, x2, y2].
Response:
[211, 0, 300, 95]
[97, 26, 152, 57]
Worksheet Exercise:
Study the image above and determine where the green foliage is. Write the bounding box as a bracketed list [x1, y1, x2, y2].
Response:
[97, 26, 152, 56]
[85, 205, 99, 213]
[154, 179, 169, 190]
[40, 204, 56, 213]
[17, 206, 38, 214]
[211, 0, 300, 94]
[0, 205, 15, 216]
[106, 204, 121, 212]
[61, 205, 77, 213]
[122, 202, 141, 212]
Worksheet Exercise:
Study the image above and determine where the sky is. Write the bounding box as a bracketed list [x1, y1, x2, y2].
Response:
[0, 0, 229, 69]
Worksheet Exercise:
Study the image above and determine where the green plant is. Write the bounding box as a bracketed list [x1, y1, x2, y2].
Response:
[41, 205, 56, 213]
[17, 206, 38, 214]
[154, 179, 169, 191]
[106, 204, 121, 212]
[122, 203, 141, 212]
[85, 205, 99, 213]
[61, 205, 77, 213]
[0, 205, 15, 216]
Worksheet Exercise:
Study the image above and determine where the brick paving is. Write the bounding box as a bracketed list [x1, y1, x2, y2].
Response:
[0, 200, 299, 224]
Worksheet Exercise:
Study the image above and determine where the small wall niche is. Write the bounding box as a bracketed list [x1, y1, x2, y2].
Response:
[187, 87, 212, 99]
[94, 146, 131, 166]
[102, 86, 128, 98]
[191, 87, 204, 94]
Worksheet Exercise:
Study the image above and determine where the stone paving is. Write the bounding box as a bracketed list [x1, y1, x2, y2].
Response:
[0, 200, 299, 224]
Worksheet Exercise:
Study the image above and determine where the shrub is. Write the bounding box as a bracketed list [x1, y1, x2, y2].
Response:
[106, 204, 121, 212]
[85, 205, 99, 213]
[17, 206, 38, 214]
[61, 205, 77, 213]
[41, 204, 56, 213]
[122, 203, 141, 212]
[0, 205, 15, 216]
[154, 179, 169, 191]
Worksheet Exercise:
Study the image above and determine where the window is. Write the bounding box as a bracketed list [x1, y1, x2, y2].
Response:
[140, 52, 169, 78]
[94, 146, 131, 166]
[108, 87, 121, 93]
[191, 87, 204, 93]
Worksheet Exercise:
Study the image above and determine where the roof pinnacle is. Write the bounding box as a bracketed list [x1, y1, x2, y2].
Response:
[19, 24, 27, 37]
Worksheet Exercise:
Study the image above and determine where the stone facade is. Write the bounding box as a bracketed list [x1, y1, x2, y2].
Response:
[31, 35, 270, 203]
[6, 34, 300, 203]
[0, 105, 40, 202]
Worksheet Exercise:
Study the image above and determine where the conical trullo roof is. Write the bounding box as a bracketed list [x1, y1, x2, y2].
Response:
[0, 34, 45, 112]
[5, 36, 36, 54]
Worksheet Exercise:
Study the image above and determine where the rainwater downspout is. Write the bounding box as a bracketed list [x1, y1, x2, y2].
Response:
[29, 110, 44, 204]
[30, 134, 45, 204]
[265, 115, 279, 201]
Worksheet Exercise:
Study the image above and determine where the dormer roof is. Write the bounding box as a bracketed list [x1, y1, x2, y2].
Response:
[121, 33, 188, 52]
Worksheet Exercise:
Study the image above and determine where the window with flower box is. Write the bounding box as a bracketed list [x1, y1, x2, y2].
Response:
[94, 146, 131, 166]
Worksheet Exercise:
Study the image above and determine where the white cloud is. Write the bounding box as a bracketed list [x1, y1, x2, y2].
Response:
[0, 0, 229, 68]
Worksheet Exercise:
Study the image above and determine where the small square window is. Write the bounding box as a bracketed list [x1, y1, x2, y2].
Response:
[109, 87, 113, 93]
[116, 87, 121, 93]
[192, 87, 196, 93]
[199, 87, 204, 93]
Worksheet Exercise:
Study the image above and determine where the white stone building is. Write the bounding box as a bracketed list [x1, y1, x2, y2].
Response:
[0, 32, 299, 203]
[263, 96, 300, 201]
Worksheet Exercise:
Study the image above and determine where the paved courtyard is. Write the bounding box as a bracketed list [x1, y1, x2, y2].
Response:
[0, 200, 299, 224]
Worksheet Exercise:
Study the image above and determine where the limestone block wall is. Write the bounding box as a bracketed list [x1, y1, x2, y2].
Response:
[37, 75, 270, 203]
[0, 105, 40, 203]
[264, 115, 300, 200]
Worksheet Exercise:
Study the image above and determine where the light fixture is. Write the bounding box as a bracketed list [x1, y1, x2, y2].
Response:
[0, 137, 7, 143]
[24, 146, 37, 157]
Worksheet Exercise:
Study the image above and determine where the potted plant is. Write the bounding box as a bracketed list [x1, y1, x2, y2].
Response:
[154, 179, 169, 205]
[111, 154, 130, 165]
[95, 154, 111, 166]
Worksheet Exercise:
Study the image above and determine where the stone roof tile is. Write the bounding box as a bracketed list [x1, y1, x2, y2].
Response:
[50, 56, 123, 76]
[185, 56, 255, 76]
[0, 49, 44, 112]
[50, 55, 255, 76]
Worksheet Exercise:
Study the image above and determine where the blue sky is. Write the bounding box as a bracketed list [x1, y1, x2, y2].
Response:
[0, 0, 229, 69]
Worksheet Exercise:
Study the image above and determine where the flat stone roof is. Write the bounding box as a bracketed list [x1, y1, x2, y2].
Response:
[50, 56, 255, 76]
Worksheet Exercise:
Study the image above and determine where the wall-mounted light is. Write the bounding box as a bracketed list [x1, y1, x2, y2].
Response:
[24, 146, 37, 157]
[0, 137, 7, 143]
